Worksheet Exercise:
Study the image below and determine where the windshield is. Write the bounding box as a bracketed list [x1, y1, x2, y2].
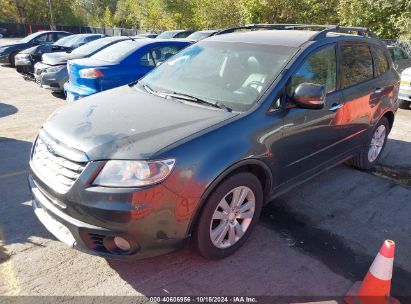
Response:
[157, 31, 178, 39]
[187, 32, 214, 41]
[72, 38, 122, 56]
[53, 35, 76, 47]
[139, 41, 296, 112]
[90, 40, 137, 62]
[20, 32, 43, 43]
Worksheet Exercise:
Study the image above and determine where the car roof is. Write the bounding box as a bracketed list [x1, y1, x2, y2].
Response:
[98, 36, 129, 41]
[207, 29, 382, 47]
[207, 30, 317, 47]
[114, 38, 191, 49]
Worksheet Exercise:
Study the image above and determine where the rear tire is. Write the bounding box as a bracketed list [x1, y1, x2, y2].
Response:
[347, 117, 389, 170]
[193, 172, 263, 259]
[399, 99, 410, 110]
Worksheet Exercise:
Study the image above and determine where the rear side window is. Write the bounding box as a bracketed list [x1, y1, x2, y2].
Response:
[289, 45, 337, 94]
[140, 46, 183, 67]
[372, 47, 389, 76]
[341, 45, 373, 88]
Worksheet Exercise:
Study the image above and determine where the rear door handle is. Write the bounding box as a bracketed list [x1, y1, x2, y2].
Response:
[328, 103, 343, 112]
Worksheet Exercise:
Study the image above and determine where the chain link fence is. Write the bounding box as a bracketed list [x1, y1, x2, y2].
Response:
[0, 22, 145, 38]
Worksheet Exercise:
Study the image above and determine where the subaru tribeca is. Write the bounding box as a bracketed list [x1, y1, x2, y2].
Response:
[29, 25, 400, 260]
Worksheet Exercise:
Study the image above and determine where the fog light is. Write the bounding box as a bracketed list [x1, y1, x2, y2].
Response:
[113, 236, 131, 251]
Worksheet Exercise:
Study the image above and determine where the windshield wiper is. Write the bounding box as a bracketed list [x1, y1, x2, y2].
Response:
[141, 84, 232, 112]
[163, 92, 232, 112]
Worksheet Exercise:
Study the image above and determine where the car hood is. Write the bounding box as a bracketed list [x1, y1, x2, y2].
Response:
[42, 52, 85, 65]
[20, 44, 47, 54]
[43, 85, 237, 160]
[0, 43, 26, 51]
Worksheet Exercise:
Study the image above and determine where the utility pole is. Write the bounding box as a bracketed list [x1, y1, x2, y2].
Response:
[48, 0, 55, 30]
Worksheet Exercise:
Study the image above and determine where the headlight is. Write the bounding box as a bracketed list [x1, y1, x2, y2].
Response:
[16, 53, 30, 59]
[92, 159, 176, 187]
[0, 47, 8, 54]
[46, 65, 64, 73]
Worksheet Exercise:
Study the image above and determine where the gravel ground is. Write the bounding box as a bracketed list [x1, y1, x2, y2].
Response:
[0, 63, 410, 302]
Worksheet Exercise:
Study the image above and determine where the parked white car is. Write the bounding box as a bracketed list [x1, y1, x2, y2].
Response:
[399, 67, 411, 109]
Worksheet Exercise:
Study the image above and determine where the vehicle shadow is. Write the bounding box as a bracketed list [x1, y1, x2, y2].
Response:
[0, 103, 17, 118]
[51, 92, 65, 100]
[107, 138, 411, 299]
[0, 137, 49, 264]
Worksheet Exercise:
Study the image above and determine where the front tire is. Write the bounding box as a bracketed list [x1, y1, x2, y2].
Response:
[193, 172, 263, 259]
[399, 99, 410, 110]
[10, 52, 17, 67]
[348, 117, 389, 170]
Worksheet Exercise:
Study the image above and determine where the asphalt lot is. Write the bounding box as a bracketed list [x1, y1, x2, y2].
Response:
[0, 43, 410, 302]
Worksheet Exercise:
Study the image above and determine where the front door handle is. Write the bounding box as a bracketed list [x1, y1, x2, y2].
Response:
[328, 103, 343, 112]
[374, 88, 384, 94]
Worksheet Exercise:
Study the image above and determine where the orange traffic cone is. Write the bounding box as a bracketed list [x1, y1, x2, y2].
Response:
[344, 240, 400, 304]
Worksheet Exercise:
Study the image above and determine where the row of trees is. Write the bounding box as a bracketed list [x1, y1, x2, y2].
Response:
[0, 0, 410, 39]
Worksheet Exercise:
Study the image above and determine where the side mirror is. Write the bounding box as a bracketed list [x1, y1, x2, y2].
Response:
[291, 83, 326, 109]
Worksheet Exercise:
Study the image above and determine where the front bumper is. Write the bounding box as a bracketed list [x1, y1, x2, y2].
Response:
[34, 63, 67, 92]
[15, 57, 35, 78]
[64, 81, 97, 102]
[0, 53, 10, 64]
[29, 167, 191, 259]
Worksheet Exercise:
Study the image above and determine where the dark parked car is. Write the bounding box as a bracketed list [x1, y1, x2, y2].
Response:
[0, 28, 8, 38]
[64, 39, 191, 101]
[15, 34, 104, 78]
[186, 30, 219, 41]
[134, 33, 158, 39]
[387, 45, 411, 73]
[33, 36, 129, 92]
[0, 31, 71, 66]
[29, 25, 399, 260]
[156, 30, 194, 39]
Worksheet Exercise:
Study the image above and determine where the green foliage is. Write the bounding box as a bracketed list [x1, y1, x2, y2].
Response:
[0, 0, 410, 39]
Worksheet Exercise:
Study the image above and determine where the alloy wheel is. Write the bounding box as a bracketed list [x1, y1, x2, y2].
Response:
[368, 124, 386, 162]
[209, 186, 256, 249]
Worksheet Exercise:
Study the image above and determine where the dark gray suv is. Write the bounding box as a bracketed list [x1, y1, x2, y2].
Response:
[29, 25, 400, 260]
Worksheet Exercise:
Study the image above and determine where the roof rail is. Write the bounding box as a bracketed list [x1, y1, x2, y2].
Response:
[216, 24, 304, 35]
[216, 23, 378, 40]
[309, 25, 378, 40]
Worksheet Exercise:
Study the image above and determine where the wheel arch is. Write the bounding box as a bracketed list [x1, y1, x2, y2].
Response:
[382, 110, 395, 132]
[187, 158, 273, 236]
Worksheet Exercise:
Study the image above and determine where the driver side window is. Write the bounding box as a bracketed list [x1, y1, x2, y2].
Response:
[289, 45, 337, 95]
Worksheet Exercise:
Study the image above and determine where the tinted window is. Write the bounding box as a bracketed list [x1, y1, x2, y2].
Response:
[56, 33, 69, 40]
[372, 47, 389, 76]
[140, 46, 183, 67]
[389, 47, 409, 61]
[289, 45, 336, 94]
[341, 45, 373, 88]
[33, 33, 54, 43]
[174, 31, 191, 38]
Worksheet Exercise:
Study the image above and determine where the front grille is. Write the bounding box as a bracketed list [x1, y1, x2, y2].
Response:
[31, 131, 88, 193]
[88, 233, 108, 252]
